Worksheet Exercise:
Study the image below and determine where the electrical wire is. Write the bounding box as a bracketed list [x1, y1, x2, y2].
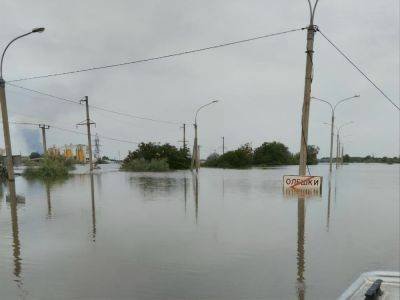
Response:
[8, 27, 303, 82]
[318, 28, 400, 111]
[6, 82, 181, 125]
[10, 121, 138, 145]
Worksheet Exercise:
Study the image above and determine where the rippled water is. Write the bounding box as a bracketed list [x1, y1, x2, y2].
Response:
[0, 164, 398, 299]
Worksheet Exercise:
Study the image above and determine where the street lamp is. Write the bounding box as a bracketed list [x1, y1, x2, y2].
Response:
[0, 27, 45, 180]
[336, 121, 353, 169]
[311, 94, 359, 173]
[191, 100, 218, 172]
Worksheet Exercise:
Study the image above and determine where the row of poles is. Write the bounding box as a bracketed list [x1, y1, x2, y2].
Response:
[0, 0, 358, 181]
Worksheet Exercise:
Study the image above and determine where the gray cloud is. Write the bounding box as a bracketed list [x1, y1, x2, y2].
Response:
[0, 0, 398, 159]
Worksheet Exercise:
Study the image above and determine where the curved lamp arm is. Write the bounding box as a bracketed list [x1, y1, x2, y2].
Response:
[1, 27, 45, 79]
[337, 121, 354, 135]
[307, 0, 320, 25]
[333, 95, 360, 112]
[311, 96, 334, 114]
[194, 100, 218, 125]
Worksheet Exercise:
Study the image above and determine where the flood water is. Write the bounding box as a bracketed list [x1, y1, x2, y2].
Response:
[0, 164, 398, 299]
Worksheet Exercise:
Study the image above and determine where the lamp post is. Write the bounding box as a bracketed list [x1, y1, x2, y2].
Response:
[0, 27, 45, 180]
[336, 121, 353, 169]
[191, 100, 218, 173]
[298, 0, 320, 176]
[311, 95, 359, 173]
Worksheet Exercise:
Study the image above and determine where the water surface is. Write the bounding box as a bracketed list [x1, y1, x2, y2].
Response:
[0, 164, 398, 299]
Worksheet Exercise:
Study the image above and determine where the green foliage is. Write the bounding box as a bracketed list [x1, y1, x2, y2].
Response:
[122, 143, 191, 171]
[23, 155, 75, 179]
[253, 142, 292, 165]
[0, 166, 7, 180]
[292, 145, 320, 165]
[204, 142, 320, 169]
[339, 155, 400, 164]
[121, 158, 169, 172]
[204, 144, 253, 168]
[29, 152, 42, 159]
[96, 156, 110, 164]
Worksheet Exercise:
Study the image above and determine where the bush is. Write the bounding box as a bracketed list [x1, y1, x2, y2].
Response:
[23, 155, 75, 179]
[29, 152, 42, 159]
[253, 142, 292, 165]
[122, 143, 191, 171]
[121, 158, 169, 172]
[204, 144, 253, 169]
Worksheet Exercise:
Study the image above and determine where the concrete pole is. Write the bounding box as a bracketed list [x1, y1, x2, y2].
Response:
[336, 134, 340, 169]
[191, 123, 198, 171]
[298, 25, 317, 176]
[329, 114, 334, 173]
[196, 145, 200, 172]
[222, 136, 225, 155]
[39, 124, 49, 154]
[0, 80, 15, 180]
[341, 146, 344, 165]
[183, 123, 186, 150]
[41, 126, 47, 153]
[81, 96, 93, 172]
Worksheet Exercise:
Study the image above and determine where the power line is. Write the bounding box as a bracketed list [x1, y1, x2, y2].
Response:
[10, 121, 138, 145]
[8, 27, 303, 82]
[318, 28, 400, 111]
[52, 126, 139, 145]
[6, 82, 181, 125]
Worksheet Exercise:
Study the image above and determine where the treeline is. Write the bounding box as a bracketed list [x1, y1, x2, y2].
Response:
[122, 142, 191, 171]
[343, 155, 399, 164]
[204, 142, 319, 169]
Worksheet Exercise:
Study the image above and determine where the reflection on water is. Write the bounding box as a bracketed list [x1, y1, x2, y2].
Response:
[183, 177, 187, 214]
[0, 165, 398, 300]
[297, 197, 306, 300]
[7, 180, 25, 296]
[46, 183, 52, 219]
[193, 174, 199, 223]
[326, 177, 332, 232]
[90, 174, 96, 243]
[130, 176, 179, 196]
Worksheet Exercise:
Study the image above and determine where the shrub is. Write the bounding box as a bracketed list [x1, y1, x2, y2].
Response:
[23, 155, 74, 179]
[122, 143, 191, 170]
[204, 144, 253, 169]
[253, 142, 292, 165]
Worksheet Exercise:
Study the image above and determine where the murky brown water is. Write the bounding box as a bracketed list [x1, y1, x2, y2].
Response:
[0, 164, 398, 299]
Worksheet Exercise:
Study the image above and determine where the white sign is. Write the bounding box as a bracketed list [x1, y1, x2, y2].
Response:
[283, 175, 323, 191]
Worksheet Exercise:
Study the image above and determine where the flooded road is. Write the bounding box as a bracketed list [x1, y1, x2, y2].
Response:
[0, 164, 398, 299]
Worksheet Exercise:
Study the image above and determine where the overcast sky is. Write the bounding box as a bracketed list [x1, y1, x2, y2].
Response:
[1, 0, 399, 159]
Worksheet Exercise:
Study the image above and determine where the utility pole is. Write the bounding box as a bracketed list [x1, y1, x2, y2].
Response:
[298, 1, 319, 176]
[182, 123, 186, 150]
[191, 123, 198, 172]
[336, 134, 340, 169]
[39, 124, 50, 154]
[0, 27, 45, 181]
[222, 136, 225, 155]
[0, 81, 14, 180]
[311, 95, 359, 173]
[341, 146, 344, 165]
[191, 100, 218, 173]
[77, 96, 95, 172]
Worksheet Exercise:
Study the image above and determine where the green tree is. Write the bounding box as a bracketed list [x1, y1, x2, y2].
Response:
[204, 144, 253, 168]
[253, 141, 291, 165]
[122, 142, 191, 170]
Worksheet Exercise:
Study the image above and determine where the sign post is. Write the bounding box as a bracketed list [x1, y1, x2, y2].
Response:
[283, 175, 323, 194]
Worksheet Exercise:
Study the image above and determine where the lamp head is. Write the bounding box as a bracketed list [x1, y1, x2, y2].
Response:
[32, 27, 45, 33]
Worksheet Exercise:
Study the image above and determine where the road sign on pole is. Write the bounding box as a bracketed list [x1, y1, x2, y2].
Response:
[283, 175, 323, 191]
